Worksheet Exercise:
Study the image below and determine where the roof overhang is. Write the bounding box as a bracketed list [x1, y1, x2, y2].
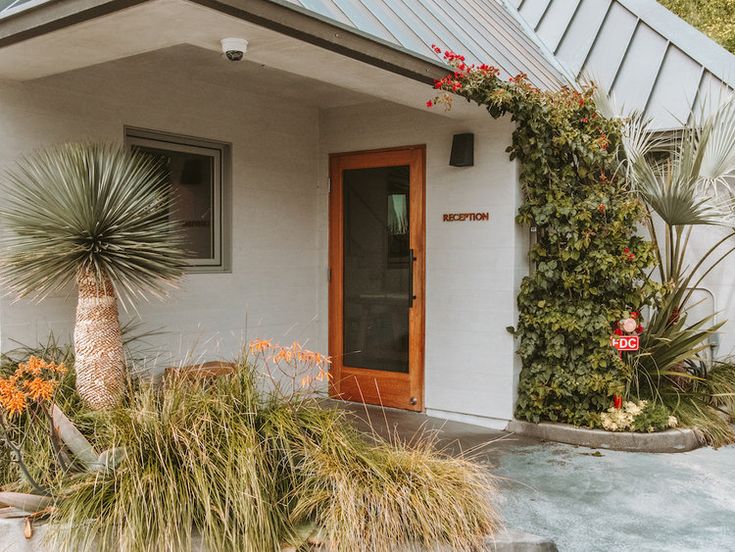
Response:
[0, 0, 450, 84]
[0, 0, 499, 120]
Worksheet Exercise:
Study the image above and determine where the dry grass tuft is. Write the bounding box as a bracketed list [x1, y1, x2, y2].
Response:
[43, 361, 499, 551]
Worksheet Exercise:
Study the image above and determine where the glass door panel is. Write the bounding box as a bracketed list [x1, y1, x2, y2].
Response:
[343, 166, 410, 373]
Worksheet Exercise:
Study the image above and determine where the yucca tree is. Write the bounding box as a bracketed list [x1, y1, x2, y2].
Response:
[0, 143, 185, 409]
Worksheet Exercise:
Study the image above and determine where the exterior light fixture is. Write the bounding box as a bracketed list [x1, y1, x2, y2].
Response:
[449, 133, 474, 167]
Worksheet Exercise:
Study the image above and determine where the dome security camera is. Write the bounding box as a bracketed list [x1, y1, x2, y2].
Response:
[220, 38, 248, 62]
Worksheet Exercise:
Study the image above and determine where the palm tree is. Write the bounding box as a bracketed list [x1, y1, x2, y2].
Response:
[594, 90, 735, 394]
[0, 143, 185, 409]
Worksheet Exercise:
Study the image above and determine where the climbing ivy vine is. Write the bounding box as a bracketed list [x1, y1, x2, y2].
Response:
[429, 49, 657, 426]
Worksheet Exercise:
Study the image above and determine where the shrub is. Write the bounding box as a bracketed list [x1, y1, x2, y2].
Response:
[0, 337, 82, 490]
[659, 0, 735, 53]
[654, 361, 735, 447]
[601, 87, 735, 444]
[429, 50, 656, 426]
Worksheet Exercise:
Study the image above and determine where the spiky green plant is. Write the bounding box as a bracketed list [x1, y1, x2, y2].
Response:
[597, 90, 735, 441]
[604, 94, 735, 361]
[0, 143, 185, 409]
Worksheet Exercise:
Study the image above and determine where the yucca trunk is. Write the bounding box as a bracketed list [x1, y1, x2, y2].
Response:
[73, 268, 126, 409]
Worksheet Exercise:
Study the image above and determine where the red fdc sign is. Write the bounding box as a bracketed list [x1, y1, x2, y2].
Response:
[611, 335, 639, 351]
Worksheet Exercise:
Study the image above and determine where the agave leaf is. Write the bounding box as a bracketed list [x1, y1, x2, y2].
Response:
[92, 447, 128, 473]
[51, 404, 99, 469]
[0, 492, 52, 513]
[0, 506, 33, 519]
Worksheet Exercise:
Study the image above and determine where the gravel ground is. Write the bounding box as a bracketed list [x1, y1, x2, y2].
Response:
[494, 441, 735, 552]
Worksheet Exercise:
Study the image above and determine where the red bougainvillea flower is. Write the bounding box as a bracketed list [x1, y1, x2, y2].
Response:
[636, 324, 644, 334]
[597, 203, 606, 214]
[630, 311, 639, 320]
[613, 328, 624, 336]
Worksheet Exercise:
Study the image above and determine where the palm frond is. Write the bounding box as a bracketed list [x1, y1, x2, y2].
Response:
[597, 85, 735, 227]
[0, 143, 186, 303]
[700, 94, 735, 190]
[632, 158, 729, 226]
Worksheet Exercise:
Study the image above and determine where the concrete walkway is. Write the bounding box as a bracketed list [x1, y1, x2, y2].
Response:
[340, 403, 735, 552]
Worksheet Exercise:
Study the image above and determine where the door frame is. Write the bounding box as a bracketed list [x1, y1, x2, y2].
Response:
[328, 145, 426, 412]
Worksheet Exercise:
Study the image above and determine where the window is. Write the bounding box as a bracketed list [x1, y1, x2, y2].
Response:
[125, 128, 231, 272]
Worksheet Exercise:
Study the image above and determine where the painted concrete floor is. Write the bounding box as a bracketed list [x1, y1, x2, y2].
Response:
[340, 403, 735, 552]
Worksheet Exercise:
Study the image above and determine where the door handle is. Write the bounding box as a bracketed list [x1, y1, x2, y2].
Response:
[408, 249, 417, 308]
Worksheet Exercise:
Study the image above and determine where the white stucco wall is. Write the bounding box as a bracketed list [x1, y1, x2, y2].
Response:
[0, 52, 526, 426]
[687, 225, 735, 359]
[0, 60, 323, 366]
[319, 103, 524, 425]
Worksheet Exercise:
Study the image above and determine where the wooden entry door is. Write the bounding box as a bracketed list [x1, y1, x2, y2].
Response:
[329, 146, 425, 412]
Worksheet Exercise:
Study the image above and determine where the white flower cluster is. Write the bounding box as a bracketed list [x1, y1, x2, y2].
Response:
[600, 405, 635, 432]
[600, 400, 678, 432]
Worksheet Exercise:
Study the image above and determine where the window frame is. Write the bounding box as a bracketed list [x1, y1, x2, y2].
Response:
[124, 127, 232, 273]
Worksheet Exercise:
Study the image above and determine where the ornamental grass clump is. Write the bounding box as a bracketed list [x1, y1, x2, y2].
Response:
[45, 346, 499, 552]
[264, 402, 498, 552]
[50, 369, 282, 552]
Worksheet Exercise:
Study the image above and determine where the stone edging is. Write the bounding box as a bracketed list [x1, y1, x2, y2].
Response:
[507, 420, 701, 453]
[0, 519, 558, 552]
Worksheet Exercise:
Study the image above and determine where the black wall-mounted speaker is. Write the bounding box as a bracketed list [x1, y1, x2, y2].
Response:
[450, 133, 474, 167]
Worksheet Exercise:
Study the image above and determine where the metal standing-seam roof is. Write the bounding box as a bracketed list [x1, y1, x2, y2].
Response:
[278, 0, 571, 90]
[510, 0, 735, 130]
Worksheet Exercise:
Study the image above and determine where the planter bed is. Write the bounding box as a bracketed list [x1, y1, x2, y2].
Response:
[507, 420, 700, 453]
[0, 519, 557, 552]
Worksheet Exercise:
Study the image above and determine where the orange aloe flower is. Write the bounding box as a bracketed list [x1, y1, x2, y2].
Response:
[0, 387, 27, 416]
[24, 377, 56, 402]
[272, 344, 297, 363]
[53, 362, 68, 375]
[249, 339, 273, 354]
[29, 356, 46, 375]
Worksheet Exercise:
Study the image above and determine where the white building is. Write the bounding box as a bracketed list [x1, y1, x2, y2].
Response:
[0, 0, 732, 429]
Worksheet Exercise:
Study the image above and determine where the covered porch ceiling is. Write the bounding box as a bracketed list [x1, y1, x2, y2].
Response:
[0, 0, 488, 119]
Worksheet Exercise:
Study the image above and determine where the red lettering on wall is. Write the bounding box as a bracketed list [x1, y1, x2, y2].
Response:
[442, 212, 490, 222]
